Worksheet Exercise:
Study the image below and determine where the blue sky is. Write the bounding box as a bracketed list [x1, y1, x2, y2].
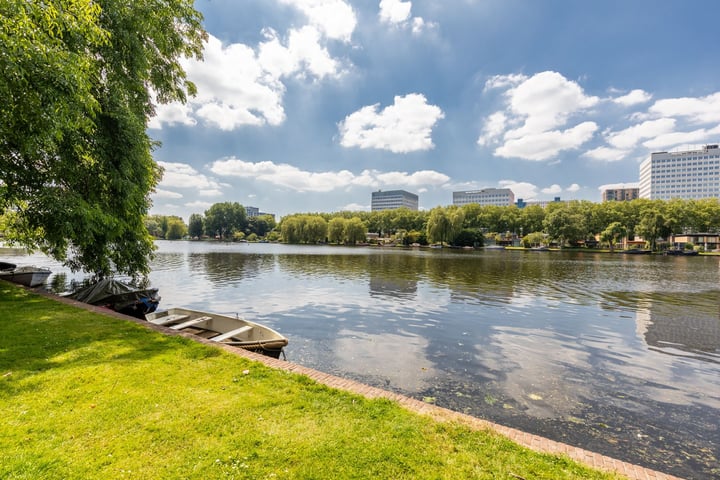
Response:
[148, 0, 720, 221]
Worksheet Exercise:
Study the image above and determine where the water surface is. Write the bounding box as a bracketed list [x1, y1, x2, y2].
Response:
[3, 241, 719, 478]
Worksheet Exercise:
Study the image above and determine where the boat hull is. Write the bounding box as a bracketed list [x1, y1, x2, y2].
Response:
[146, 307, 288, 358]
[0, 267, 51, 287]
[65, 278, 160, 319]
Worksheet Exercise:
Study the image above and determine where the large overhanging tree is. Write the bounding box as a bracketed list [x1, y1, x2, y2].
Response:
[0, 0, 206, 279]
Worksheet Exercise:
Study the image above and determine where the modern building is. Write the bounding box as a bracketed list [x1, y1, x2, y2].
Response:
[453, 188, 515, 207]
[639, 144, 720, 200]
[245, 206, 275, 220]
[602, 184, 640, 202]
[371, 190, 419, 211]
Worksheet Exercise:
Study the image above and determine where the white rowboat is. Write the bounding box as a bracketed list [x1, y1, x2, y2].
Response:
[145, 307, 288, 358]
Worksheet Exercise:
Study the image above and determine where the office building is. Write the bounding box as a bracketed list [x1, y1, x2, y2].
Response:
[639, 144, 720, 200]
[602, 184, 639, 202]
[371, 190, 419, 211]
[516, 197, 562, 209]
[453, 188, 515, 207]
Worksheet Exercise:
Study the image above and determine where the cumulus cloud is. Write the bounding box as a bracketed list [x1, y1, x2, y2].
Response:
[541, 184, 562, 195]
[210, 157, 449, 192]
[642, 124, 720, 150]
[479, 71, 599, 160]
[338, 94, 444, 153]
[379, 0, 411, 24]
[278, 0, 357, 41]
[497, 180, 538, 200]
[583, 146, 629, 162]
[158, 161, 225, 194]
[566, 183, 581, 193]
[605, 118, 676, 149]
[612, 89, 652, 106]
[494, 122, 598, 161]
[152, 189, 184, 199]
[151, 0, 355, 131]
[649, 92, 720, 124]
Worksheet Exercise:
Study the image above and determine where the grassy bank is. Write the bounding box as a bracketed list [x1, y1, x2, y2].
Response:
[0, 282, 622, 479]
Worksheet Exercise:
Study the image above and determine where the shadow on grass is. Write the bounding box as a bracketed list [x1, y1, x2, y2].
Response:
[0, 281, 219, 397]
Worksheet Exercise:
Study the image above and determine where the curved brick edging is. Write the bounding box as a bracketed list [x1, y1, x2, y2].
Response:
[41, 290, 685, 480]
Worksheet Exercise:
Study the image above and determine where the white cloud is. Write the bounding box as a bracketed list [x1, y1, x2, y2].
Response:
[151, 1, 352, 132]
[480, 72, 599, 160]
[498, 180, 538, 200]
[477, 112, 507, 146]
[158, 161, 224, 192]
[278, 0, 357, 41]
[152, 188, 184, 199]
[210, 157, 449, 192]
[542, 184, 562, 195]
[483, 74, 528, 92]
[148, 102, 196, 129]
[338, 93, 445, 153]
[649, 92, 720, 124]
[566, 183, 580, 193]
[583, 146, 630, 162]
[642, 124, 720, 150]
[379, 0, 411, 24]
[605, 118, 676, 149]
[340, 203, 369, 211]
[612, 89, 652, 106]
[504, 71, 599, 138]
[598, 182, 639, 192]
[494, 121, 598, 161]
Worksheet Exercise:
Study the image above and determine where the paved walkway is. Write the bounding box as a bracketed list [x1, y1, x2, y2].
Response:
[49, 293, 685, 480]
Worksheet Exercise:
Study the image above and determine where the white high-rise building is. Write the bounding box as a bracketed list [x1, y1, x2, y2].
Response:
[453, 188, 515, 207]
[639, 144, 720, 200]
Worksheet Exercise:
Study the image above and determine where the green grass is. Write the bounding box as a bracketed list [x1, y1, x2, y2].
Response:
[0, 282, 623, 479]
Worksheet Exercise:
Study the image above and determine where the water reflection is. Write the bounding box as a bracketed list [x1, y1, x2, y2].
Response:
[3, 242, 719, 478]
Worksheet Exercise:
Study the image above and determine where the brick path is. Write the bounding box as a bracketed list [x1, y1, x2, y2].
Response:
[48, 293, 685, 480]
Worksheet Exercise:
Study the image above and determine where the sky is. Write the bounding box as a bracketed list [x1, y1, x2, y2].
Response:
[148, 0, 720, 221]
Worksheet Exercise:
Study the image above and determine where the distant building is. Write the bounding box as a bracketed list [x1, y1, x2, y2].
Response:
[245, 206, 275, 220]
[639, 144, 720, 200]
[453, 188, 515, 207]
[602, 184, 639, 202]
[371, 190, 419, 211]
[516, 197, 562, 209]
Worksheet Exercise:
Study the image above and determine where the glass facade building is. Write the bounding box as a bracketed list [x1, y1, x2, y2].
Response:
[371, 190, 419, 211]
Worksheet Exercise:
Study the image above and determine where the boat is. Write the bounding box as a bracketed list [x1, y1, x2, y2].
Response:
[145, 307, 288, 358]
[529, 245, 550, 251]
[664, 249, 699, 256]
[65, 278, 161, 319]
[0, 263, 52, 287]
[621, 249, 651, 255]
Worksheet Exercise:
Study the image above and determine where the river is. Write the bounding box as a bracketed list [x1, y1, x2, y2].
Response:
[3, 240, 719, 479]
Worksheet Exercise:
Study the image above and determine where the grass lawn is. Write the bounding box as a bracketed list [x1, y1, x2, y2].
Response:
[0, 281, 623, 479]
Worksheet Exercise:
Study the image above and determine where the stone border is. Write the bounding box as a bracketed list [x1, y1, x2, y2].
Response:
[40, 289, 685, 480]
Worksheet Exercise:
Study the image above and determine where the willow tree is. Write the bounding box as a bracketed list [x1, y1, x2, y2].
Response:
[0, 0, 206, 279]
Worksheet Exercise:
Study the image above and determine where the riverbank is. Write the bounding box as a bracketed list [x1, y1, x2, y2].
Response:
[1, 282, 686, 480]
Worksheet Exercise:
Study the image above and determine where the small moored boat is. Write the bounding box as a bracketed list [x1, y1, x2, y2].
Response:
[65, 278, 160, 319]
[145, 307, 288, 359]
[0, 264, 52, 287]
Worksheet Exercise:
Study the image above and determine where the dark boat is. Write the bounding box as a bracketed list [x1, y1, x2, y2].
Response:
[65, 278, 161, 319]
[664, 249, 699, 256]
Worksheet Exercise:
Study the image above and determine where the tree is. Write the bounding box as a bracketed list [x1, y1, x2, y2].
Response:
[600, 222, 627, 252]
[0, 0, 206, 279]
[165, 218, 187, 240]
[426, 206, 464, 245]
[328, 217, 346, 244]
[188, 213, 204, 238]
[344, 217, 367, 244]
[204, 202, 247, 240]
